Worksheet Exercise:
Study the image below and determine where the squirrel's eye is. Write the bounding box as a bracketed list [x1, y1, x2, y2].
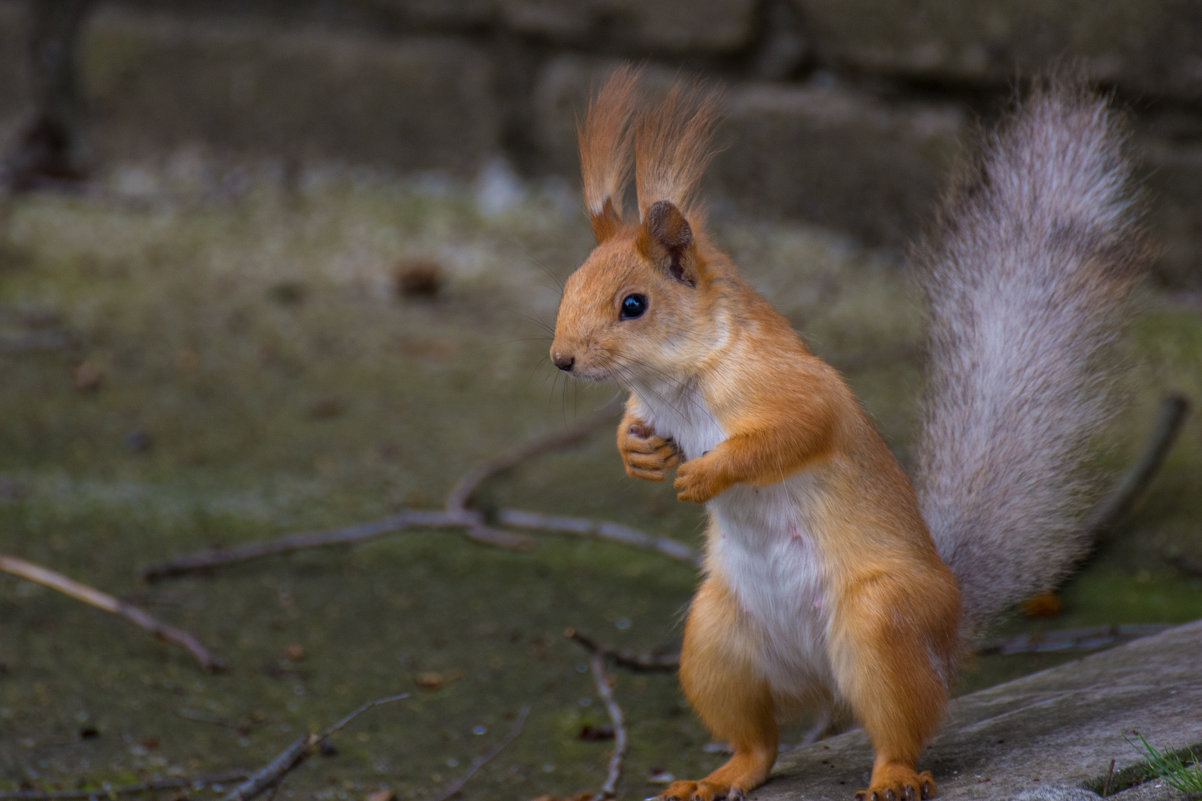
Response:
[620, 293, 648, 320]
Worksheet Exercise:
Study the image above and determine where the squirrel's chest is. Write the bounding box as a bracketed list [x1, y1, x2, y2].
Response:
[633, 387, 834, 691]
[710, 480, 834, 692]
[630, 385, 725, 461]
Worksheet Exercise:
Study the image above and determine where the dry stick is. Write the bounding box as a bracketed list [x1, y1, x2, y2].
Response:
[139, 400, 699, 580]
[426, 705, 532, 801]
[446, 400, 623, 513]
[220, 693, 409, 801]
[975, 623, 1172, 657]
[143, 504, 696, 581]
[444, 401, 622, 554]
[1087, 393, 1191, 536]
[569, 631, 632, 800]
[564, 628, 679, 673]
[586, 652, 628, 800]
[498, 509, 697, 565]
[0, 553, 226, 672]
[142, 509, 499, 581]
[1166, 552, 1202, 578]
[0, 772, 250, 800]
[1102, 758, 1117, 798]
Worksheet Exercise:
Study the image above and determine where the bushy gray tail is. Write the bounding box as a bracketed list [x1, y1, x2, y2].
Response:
[912, 76, 1150, 641]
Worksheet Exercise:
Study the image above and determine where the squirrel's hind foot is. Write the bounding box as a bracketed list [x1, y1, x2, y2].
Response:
[854, 768, 935, 801]
[652, 779, 745, 801]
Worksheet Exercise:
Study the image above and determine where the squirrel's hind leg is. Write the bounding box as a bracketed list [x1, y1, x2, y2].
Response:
[829, 572, 957, 801]
[657, 575, 778, 801]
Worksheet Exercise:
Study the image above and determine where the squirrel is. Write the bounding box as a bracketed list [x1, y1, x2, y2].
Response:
[549, 67, 1148, 801]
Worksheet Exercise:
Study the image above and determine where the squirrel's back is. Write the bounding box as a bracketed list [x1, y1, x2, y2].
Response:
[913, 76, 1150, 639]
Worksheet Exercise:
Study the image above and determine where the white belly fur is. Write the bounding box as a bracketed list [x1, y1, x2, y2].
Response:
[632, 388, 835, 706]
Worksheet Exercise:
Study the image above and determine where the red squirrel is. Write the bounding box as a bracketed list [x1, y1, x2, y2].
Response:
[549, 68, 1147, 801]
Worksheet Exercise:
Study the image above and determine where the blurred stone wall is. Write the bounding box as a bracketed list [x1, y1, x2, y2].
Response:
[1, 0, 1200, 282]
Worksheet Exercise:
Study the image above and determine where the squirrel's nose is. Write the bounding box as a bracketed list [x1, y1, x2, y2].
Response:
[552, 352, 575, 372]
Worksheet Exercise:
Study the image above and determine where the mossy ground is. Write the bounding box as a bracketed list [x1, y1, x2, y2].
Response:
[1, 158, 1200, 800]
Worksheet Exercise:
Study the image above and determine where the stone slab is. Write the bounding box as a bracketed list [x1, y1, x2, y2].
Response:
[78, 8, 503, 176]
[755, 619, 1202, 800]
[794, 0, 1202, 100]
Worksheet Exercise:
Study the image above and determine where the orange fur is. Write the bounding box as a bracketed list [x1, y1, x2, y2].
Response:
[552, 70, 960, 801]
[669, 574, 778, 801]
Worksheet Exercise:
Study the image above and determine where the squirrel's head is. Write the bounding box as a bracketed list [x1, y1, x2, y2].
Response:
[550, 68, 724, 388]
[551, 199, 720, 385]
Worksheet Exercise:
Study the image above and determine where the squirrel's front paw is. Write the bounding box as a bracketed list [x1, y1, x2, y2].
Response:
[674, 457, 728, 504]
[619, 422, 681, 481]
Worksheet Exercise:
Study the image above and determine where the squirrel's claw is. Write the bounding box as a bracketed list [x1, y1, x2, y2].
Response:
[620, 421, 681, 480]
[653, 780, 744, 801]
[856, 770, 936, 801]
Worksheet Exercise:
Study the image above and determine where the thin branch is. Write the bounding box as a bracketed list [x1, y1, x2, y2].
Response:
[976, 623, 1171, 657]
[220, 693, 408, 801]
[446, 401, 621, 513]
[143, 401, 696, 579]
[0, 553, 226, 672]
[568, 630, 633, 800]
[564, 628, 679, 673]
[584, 652, 627, 800]
[144, 506, 695, 580]
[1102, 758, 1117, 798]
[1088, 393, 1190, 536]
[142, 509, 531, 581]
[496, 509, 697, 565]
[426, 705, 531, 801]
[1166, 552, 1202, 578]
[0, 772, 249, 800]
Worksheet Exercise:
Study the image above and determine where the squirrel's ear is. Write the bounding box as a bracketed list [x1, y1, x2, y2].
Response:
[638, 200, 700, 286]
[589, 198, 623, 244]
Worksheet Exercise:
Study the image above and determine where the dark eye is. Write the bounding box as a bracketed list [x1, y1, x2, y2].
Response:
[620, 293, 648, 320]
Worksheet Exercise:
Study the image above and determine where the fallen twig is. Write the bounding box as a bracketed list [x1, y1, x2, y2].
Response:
[142, 509, 526, 581]
[144, 403, 697, 580]
[220, 692, 408, 801]
[564, 628, 679, 673]
[1166, 552, 1202, 578]
[496, 509, 697, 565]
[569, 631, 634, 800]
[0, 553, 226, 672]
[446, 400, 621, 513]
[140, 506, 694, 581]
[0, 772, 249, 800]
[426, 705, 531, 801]
[143, 504, 695, 580]
[976, 623, 1171, 657]
[1088, 393, 1190, 536]
[584, 651, 628, 800]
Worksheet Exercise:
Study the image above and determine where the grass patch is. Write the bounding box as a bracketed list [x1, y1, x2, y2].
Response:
[1129, 732, 1202, 796]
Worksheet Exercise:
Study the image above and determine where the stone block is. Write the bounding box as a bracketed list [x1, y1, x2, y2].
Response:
[625, 0, 758, 53]
[79, 8, 503, 175]
[1137, 136, 1202, 286]
[755, 619, 1202, 800]
[501, 0, 757, 53]
[710, 82, 964, 244]
[794, 0, 1202, 99]
[347, 0, 497, 28]
[0, 3, 29, 119]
